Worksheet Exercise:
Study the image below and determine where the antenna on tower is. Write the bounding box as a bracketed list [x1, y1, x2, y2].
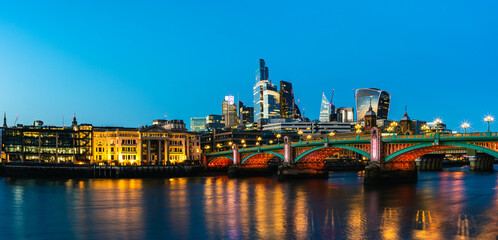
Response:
[14, 115, 19, 126]
[62, 114, 65, 127]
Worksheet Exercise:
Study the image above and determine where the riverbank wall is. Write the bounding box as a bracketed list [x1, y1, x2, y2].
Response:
[0, 163, 205, 179]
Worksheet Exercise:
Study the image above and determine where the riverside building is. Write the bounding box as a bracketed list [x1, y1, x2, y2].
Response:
[1, 116, 93, 164]
[93, 120, 201, 165]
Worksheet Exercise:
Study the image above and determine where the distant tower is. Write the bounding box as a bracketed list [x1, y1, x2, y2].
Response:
[400, 106, 412, 135]
[72, 114, 78, 126]
[3, 112, 6, 128]
[364, 101, 377, 133]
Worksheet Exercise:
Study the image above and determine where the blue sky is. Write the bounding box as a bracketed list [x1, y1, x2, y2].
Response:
[0, 0, 497, 131]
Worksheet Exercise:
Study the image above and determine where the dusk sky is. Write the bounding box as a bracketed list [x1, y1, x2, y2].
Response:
[0, 1, 497, 131]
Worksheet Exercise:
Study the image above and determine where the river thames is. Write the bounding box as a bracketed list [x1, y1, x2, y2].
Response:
[0, 166, 497, 240]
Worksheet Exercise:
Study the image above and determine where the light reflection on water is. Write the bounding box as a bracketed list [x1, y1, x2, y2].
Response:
[0, 167, 497, 239]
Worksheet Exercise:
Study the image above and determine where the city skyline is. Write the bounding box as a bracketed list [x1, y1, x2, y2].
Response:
[0, 1, 497, 131]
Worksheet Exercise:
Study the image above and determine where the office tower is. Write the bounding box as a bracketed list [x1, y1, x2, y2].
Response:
[190, 117, 207, 132]
[253, 59, 280, 120]
[222, 95, 238, 127]
[279, 80, 300, 119]
[319, 92, 331, 122]
[336, 107, 355, 122]
[355, 88, 391, 121]
[206, 114, 224, 129]
[238, 101, 254, 125]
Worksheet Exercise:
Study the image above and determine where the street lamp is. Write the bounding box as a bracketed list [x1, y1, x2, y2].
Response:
[276, 133, 282, 144]
[328, 132, 335, 138]
[354, 124, 362, 135]
[216, 143, 222, 152]
[460, 122, 470, 134]
[241, 139, 246, 144]
[269, 140, 273, 144]
[306, 134, 312, 140]
[297, 130, 303, 142]
[484, 115, 494, 132]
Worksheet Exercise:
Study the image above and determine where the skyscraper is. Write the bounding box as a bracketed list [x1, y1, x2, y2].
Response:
[319, 92, 331, 122]
[238, 101, 254, 125]
[253, 59, 280, 120]
[279, 80, 300, 119]
[336, 107, 355, 122]
[222, 95, 238, 127]
[355, 88, 391, 121]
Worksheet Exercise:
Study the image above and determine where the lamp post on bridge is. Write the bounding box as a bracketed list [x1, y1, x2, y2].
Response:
[298, 130, 303, 143]
[434, 118, 443, 134]
[484, 115, 494, 132]
[460, 122, 470, 134]
[276, 133, 282, 145]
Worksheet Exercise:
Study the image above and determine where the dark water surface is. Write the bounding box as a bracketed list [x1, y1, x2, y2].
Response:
[0, 166, 497, 240]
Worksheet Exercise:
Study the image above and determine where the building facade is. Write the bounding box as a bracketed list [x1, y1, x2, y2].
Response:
[2, 121, 93, 164]
[355, 88, 391, 121]
[279, 80, 300, 119]
[319, 92, 332, 122]
[253, 59, 280, 120]
[206, 114, 224, 130]
[190, 117, 207, 132]
[238, 101, 254, 125]
[93, 127, 141, 165]
[222, 95, 238, 127]
[336, 107, 355, 122]
[261, 119, 352, 135]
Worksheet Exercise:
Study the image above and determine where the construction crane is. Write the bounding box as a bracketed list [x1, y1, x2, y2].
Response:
[330, 89, 335, 107]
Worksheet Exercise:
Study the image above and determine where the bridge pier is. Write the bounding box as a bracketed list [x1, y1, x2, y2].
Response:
[364, 127, 418, 184]
[415, 155, 444, 171]
[364, 162, 418, 184]
[469, 155, 494, 171]
[278, 136, 328, 180]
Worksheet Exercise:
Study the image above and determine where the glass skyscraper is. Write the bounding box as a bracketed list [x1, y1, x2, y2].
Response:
[279, 80, 300, 119]
[319, 92, 331, 122]
[355, 88, 391, 121]
[253, 59, 280, 120]
[238, 101, 254, 125]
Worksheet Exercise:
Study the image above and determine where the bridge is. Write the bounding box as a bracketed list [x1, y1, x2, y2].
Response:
[204, 128, 498, 182]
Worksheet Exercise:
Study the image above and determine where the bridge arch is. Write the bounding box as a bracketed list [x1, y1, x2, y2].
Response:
[241, 151, 284, 165]
[207, 156, 233, 167]
[385, 142, 498, 162]
[294, 145, 371, 163]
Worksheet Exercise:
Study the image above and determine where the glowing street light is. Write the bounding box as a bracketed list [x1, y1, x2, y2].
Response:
[460, 122, 470, 133]
[484, 115, 494, 132]
[241, 139, 246, 144]
[269, 140, 274, 144]
[328, 131, 335, 137]
[306, 134, 312, 140]
[276, 133, 282, 144]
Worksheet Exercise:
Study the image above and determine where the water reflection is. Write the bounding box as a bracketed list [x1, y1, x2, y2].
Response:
[0, 168, 497, 239]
